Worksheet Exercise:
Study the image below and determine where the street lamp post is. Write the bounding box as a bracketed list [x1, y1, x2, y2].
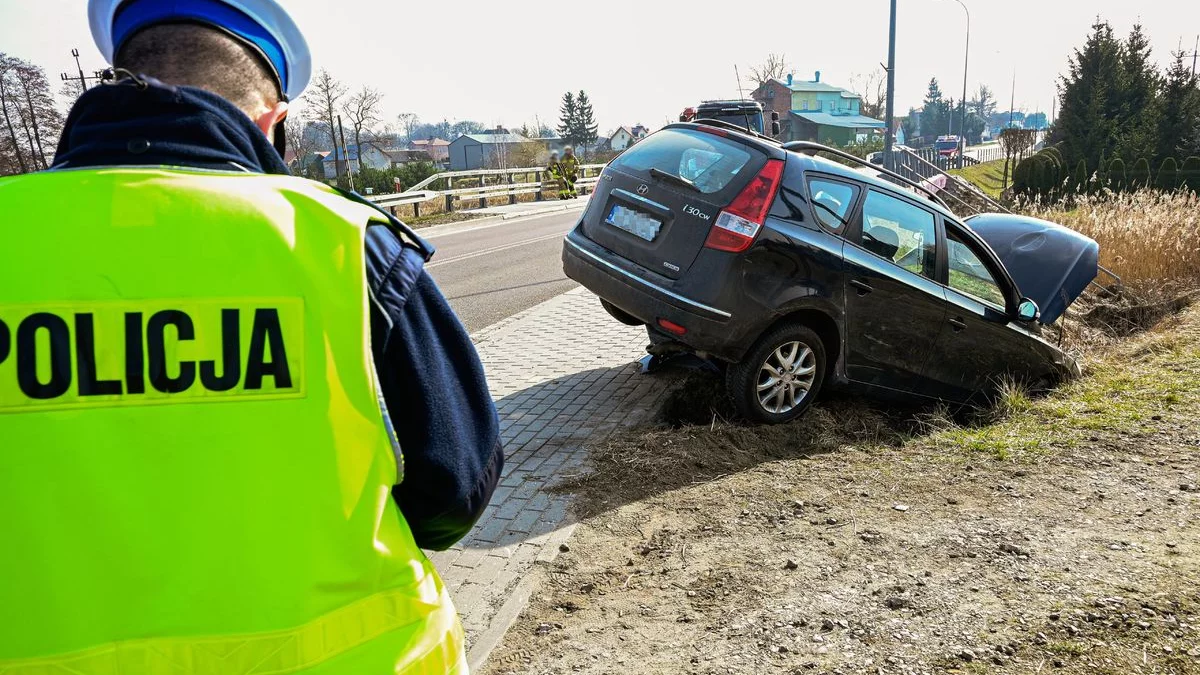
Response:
[946, 0, 970, 169]
[883, 0, 898, 172]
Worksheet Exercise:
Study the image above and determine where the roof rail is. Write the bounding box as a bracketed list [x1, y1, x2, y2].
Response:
[781, 141, 951, 210]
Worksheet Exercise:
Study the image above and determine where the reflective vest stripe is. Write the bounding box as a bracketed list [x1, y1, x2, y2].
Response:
[0, 584, 464, 675]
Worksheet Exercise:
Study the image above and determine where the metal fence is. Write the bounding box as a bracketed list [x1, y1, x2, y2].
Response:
[366, 164, 606, 218]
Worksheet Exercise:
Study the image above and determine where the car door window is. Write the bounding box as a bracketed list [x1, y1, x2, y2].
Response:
[859, 190, 937, 278]
[946, 229, 1007, 308]
[807, 178, 857, 231]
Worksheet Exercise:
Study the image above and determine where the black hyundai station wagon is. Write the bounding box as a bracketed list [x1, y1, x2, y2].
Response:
[562, 123, 1099, 423]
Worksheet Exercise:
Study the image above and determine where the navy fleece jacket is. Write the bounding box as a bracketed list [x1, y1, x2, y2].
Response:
[53, 79, 503, 551]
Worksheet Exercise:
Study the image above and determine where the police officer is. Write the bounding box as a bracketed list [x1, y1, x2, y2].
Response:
[0, 1, 502, 672]
[560, 145, 581, 199]
[545, 150, 564, 199]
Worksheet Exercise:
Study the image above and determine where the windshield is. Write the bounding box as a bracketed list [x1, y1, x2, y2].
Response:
[935, 140, 958, 151]
[609, 128, 759, 195]
[701, 112, 764, 133]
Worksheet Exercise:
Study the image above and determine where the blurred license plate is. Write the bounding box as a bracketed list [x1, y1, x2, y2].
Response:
[606, 204, 661, 241]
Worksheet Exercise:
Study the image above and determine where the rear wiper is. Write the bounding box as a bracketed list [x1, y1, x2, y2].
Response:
[649, 167, 700, 193]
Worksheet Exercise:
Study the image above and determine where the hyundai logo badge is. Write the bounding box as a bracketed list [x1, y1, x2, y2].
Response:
[637, 184, 649, 195]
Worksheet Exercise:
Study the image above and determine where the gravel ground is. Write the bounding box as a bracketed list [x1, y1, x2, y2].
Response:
[482, 305, 1200, 675]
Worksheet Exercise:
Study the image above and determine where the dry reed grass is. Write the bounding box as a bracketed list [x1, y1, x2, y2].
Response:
[1021, 189, 1200, 287]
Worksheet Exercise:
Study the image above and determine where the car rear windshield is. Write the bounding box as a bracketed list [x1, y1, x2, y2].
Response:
[935, 140, 957, 151]
[610, 128, 758, 195]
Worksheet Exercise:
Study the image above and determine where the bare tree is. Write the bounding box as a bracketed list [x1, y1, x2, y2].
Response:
[285, 116, 317, 177]
[302, 69, 347, 181]
[850, 70, 887, 120]
[343, 85, 384, 171]
[969, 84, 997, 120]
[999, 128, 1037, 190]
[396, 112, 419, 142]
[14, 60, 62, 170]
[0, 55, 30, 174]
[747, 53, 791, 90]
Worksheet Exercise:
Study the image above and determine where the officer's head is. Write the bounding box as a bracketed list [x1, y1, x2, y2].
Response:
[564, 146, 574, 155]
[115, 24, 287, 136]
[90, 0, 311, 145]
[549, 152, 559, 160]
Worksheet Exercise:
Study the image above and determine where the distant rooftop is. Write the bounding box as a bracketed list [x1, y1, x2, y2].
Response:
[772, 71, 861, 99]
[457, 133, 531, 145]
[792, 112, 886, 129]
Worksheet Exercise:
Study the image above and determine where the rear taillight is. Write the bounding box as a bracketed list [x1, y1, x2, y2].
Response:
[703, 159, 784, 253]
[657, 318, 687, 336]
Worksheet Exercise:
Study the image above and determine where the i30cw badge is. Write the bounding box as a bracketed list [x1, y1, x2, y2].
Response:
[637, 184, 649, 195]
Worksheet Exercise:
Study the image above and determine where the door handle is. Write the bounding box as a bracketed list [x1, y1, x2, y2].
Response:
[949, 317, 967, 331]
[849, 280, 873, 296]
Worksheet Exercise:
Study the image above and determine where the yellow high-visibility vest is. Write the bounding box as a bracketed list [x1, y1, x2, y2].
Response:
[0, 168, 465, 674]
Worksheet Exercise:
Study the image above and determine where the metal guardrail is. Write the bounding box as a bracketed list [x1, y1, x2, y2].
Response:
[891, 147, 1009, 215]
[366, 164, 606, 217]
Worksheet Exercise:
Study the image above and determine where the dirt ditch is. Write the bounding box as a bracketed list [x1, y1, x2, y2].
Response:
[482, 305, 1200, 675]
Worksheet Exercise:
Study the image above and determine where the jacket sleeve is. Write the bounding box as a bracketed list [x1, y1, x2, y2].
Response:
[365, 224, 504, 551]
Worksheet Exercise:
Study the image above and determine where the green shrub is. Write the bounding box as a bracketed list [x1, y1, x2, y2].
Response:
[1181, 156, 1200, 193]
[1155, 157, 1179, 191]
[1074, 159, 1089, 194]
[1043, 145, 1065, 169]
[1129, 157, 1151, 190]
[1029, 157, 1046, 198]
[1012, 156, 1032, 195]
[354, 162, 439, 194]
[1108, 158, 1127, 191]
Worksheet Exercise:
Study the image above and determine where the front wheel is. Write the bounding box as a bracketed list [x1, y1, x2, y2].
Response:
[726, 323, 826, 424]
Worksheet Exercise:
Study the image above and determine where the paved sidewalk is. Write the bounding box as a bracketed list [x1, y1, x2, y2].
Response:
[427, 287, 676, 668]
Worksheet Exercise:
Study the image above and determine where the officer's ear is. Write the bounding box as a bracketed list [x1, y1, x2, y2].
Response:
[255, 101, 289, 140]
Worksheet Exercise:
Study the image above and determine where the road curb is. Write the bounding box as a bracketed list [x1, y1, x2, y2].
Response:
[499, 204, 572, 220]
[465, 522, 578, 672]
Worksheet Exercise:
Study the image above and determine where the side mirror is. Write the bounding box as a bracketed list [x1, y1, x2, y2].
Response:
[771, 121, 781, 136]
[1016, 298, 1040, 322]
[771, 111, 781, 122]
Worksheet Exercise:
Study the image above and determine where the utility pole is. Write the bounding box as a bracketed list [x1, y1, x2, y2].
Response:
[883, 0, 898, 172]
[337, 114, 355, 192]
[1008, 69, 1016, 129]
[59, 48, 105, 93]
[948, 0, 970, 169]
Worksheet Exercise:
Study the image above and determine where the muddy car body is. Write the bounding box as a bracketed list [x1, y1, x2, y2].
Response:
[563, 124, 1096, 422]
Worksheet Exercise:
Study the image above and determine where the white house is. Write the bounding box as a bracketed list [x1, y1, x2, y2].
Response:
[608, 127, 635, 151]
[322, 144, 391, 179]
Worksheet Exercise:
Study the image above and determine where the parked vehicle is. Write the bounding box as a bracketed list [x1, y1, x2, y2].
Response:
[935, 135, 961, 158]
[680, 100, 778, 137]
[562, 123, 1096, 423]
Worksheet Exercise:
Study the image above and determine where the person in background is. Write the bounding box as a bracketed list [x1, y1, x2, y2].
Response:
[560, 145, 581, 199]
[0, 0, 502, 672]
[545, 150, 564, 199]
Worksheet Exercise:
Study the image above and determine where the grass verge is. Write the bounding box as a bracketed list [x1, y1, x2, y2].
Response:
[950, 158, 1008, 199]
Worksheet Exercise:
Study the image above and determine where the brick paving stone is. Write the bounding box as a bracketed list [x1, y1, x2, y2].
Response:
[429, 288, 679, 657]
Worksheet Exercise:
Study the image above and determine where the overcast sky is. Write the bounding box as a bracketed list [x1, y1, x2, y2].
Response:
[2, 0, 1196, 135]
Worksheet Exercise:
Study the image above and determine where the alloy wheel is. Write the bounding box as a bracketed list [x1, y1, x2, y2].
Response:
[756, 341, 816, 415]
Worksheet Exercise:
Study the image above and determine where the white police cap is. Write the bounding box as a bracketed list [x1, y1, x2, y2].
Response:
[89, 0, 312, 100]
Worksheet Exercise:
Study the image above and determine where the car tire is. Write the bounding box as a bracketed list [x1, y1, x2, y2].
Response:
[600, 299, 644, 327]
[726, 323, 826, 424]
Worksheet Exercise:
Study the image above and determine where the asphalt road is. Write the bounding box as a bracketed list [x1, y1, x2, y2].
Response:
[425, 209, 584, 334]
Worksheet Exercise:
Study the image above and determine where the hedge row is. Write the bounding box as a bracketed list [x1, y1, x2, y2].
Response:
[1013, 149, 1200, 197]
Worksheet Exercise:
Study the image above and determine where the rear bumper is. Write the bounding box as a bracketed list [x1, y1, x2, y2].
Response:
[562, 233, 748, 361]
